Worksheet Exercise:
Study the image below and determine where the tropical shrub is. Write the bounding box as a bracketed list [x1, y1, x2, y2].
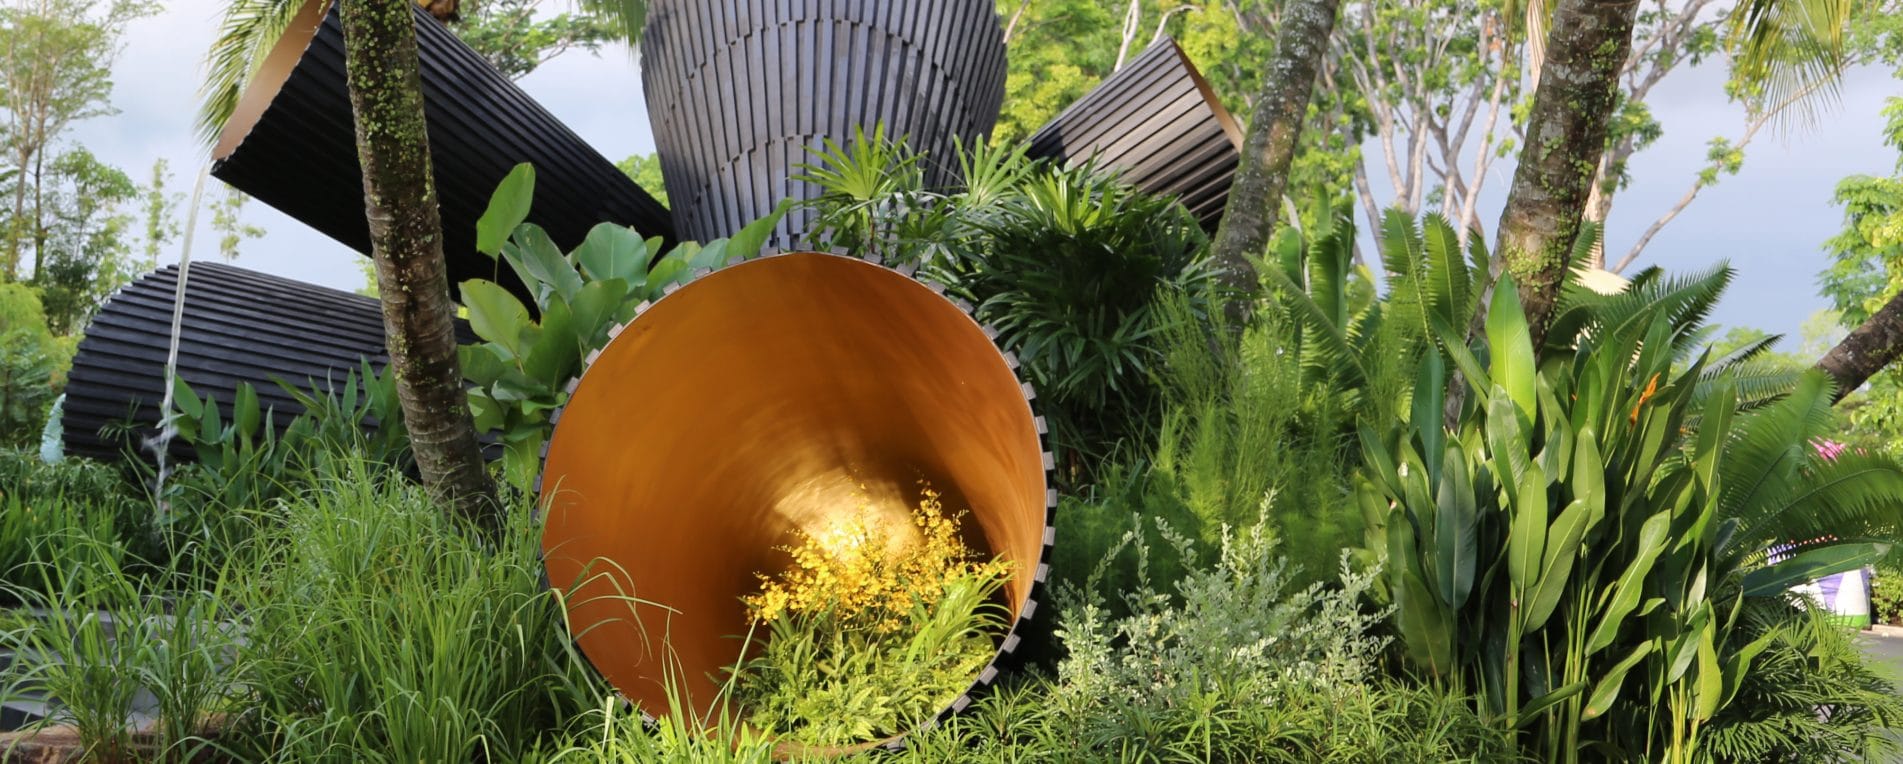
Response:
[733, 488, 1010, 746]
[0, 283, 76, 447]
[1364, 269, 1903, 761]
[903, 512, 1515, 763]
[459, 164, 785, 486]
[799, 133, 1223, 483]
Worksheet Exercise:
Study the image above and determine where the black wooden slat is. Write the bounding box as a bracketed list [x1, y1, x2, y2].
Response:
[642, 0, 1007, 248]
[211, 0, 673, 302]
[1023, 39, 1242, 231]
[60, 263, 471, 462]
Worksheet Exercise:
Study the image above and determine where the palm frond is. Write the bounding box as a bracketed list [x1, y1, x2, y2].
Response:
[198, 0, 305, 147]
[1727, 0, 1851, 129]
[574, 0, 648, 51]
[1721, 371, 1841, 544]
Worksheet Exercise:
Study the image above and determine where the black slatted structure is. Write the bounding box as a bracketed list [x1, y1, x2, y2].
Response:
[60, 264, 450, 462]
[210, 0, 673, 297]
[641, 0, 1008, 248]
[1024, 40, 1242, 230]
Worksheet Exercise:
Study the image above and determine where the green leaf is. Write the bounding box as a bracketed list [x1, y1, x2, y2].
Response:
[477, 163, 535, 257]
[233, 383, 260, 439]
[1391, 510, 1455, 675]
[1694, 622, 1722, 720]
[1523, 499, 1591, 632]
[467, 388, 504, 432]
[1414, 351, 1446, 482]
[524, 298, 579, 387]
[568, 278, 629, 351]
[574, 223, 649, 284]
[459, 344, 510, 387]
[460, 280, 532, 356]
[727, 200, 791, 258]
[645, 253, 690, 296]
[1742, 542, 1892, 596]
[1583, 642, 1654, 720]
[1517, 681, 1589, 727]
[171, 376, 202, 420]
[504, 224, 584, 302]
[1586, 510, 1673, 655]
[1574, 428, 1606, 532]
[1486, 274, 1538, 423]
[1508, 462, 1549, 594]
[1435, 445, 1477, 609]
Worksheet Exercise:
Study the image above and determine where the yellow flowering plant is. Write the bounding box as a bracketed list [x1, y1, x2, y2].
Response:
[732, 485, 1013, 746]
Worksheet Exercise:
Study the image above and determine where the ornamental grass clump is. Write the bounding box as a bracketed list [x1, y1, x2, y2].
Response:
[732, 487, 1012, 747]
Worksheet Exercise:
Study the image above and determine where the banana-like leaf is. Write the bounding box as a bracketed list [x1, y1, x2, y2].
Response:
[1415, 352, 1446, 482]
[1508, 462, 1549, 594]
[460, 280, 532, 357]
[1586, 510, 1672, 655]
[1436, 445, 1478, 609]
[1486, 274, 1538, 424]
[1742, 541, 1891, 596]
[1583, 641, 1655, 720]
[1524, 498, 1592, 632]
[477, 163, 536, 257]
[574, 223, 649, 284]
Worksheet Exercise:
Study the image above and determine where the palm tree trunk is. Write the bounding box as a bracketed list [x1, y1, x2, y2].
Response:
[1208, 0, 1342, 327]
[1818, 291, 1903, 404]
[339, 0, 497, 530]
[1492, 0, 1640, 348]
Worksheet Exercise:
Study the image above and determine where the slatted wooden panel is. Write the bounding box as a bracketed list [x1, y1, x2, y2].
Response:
[211, 0, 673, 298]
[641, 0, 1008, 248]
[1024, 39, 1242, 230]
[59, 264, 462, 462]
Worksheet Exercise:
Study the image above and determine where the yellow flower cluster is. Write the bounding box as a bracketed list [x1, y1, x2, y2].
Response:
[745, 486, 1012, 634]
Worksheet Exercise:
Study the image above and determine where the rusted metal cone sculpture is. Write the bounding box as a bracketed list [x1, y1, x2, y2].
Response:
[1024, 39, 1242, 230]
[60, 263, 440, 461]
[538, 253, 1053, 743]
[641, 0, 1008, 248]
[211, 0, 673, 295]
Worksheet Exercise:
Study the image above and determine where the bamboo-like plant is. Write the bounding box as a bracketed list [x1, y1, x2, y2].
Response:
[1363, 269, 1903, 761]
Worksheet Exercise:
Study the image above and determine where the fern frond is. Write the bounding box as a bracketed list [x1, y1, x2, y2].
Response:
[198, 0, 305, 146]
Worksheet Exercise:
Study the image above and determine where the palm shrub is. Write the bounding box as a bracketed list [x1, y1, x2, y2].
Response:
[798, 131, 1222, 483]
[458, 164, 784, 486]
[1363, 271, 1903, 762]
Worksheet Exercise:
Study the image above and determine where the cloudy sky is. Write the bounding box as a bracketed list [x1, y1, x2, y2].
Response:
[69, 1, 1897, 351]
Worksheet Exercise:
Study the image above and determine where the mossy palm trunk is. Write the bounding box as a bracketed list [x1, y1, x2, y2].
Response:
[1208, 0, 1342, 327]
[339, 0, 496, 529]
[1493, 0, 1640, 347]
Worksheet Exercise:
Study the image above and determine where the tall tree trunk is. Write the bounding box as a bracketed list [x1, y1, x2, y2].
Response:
[340, 0, 498, 529]
[1208, 0, 1342, 328]
[1818, 291, 1903, 404]
[1492, 0, 1639, 348]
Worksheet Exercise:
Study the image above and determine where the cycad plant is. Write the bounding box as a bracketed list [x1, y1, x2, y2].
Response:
[1363, 270, 1903, 762]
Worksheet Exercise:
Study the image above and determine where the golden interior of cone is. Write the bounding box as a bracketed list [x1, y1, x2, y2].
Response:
[539, 253, 1048, 721]
[213, 0, 329, 161]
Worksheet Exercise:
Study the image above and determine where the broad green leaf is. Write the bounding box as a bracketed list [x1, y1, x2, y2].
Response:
[1486, 274, 1537, 423]
[568, 278, 628, 351]
[171, 376, 203, 420]
[233, 383, 260, 439]
[1414, 351, 1446, 482]
[1742, 542, 1892, 597]
[524, 298, 578, 387]
[1435, 446, 1477, 609]
[1574, 428, 1606, 532]
[574, 223, 649, 283]
[1391, 512, 1454, 675]
[504, 224, 583, 302]
[467, 389, 504, 432]
[1586, 510, 1672, 655]
[1486, 388, 1530, 500]
[1508, 462, 1549, 593]
[1523, 499, 1591, 632]
[1516, 681, 1589, 727]
[727, 201, 791, 258]
[1695, 623, 1722, 720]
[459, 344, 510, 386]
[645, 254, 690, 295]
[460, 280, 532, 356]
[1583, 642, 1655, 720]
[477, 163, 535, 257]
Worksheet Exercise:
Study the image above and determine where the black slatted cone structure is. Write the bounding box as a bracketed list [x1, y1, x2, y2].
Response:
[538, 252, 1053, 752]
[1025, 39, 1242, 230]
[210, 0, 673, 299]
[59, 263, 456, 462]
[641, 0, 1008, 248]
